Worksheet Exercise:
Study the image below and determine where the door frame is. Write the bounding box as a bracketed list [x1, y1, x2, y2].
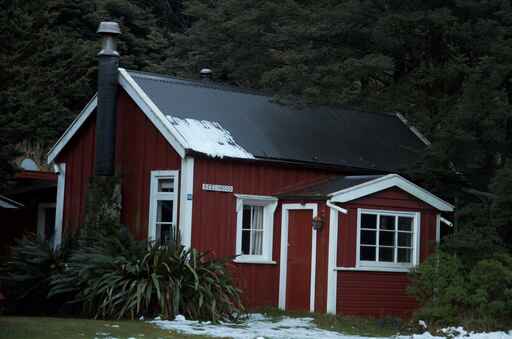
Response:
[279, 203, 318, 312]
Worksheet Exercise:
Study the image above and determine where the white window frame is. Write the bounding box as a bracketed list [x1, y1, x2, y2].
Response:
[234, 194, 278, 264]
[148, 170, 179, 243]
[356, 208, 420, 270]
[37, 202, 57, 247]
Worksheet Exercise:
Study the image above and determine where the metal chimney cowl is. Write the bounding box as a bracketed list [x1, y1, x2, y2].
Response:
[95, 21, 121, 176]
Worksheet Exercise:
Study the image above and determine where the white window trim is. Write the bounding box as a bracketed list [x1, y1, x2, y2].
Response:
[234, 194, 278, 264]
[148, 170, 179, 243]
[355, 208, 421, 271]
[37, 202, 57, 245]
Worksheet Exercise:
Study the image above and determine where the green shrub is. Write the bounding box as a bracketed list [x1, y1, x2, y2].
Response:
[408, 250, 512, 329]
[50, 228, 244, 322]
[0, 234, 75, 315]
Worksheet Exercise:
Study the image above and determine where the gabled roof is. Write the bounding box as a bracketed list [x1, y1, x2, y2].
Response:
[279, 174, 454, 212]
[48, 68, 428, 172]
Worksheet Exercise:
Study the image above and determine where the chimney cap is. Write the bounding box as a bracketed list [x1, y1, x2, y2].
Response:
[200, 68, 212, 75]
[97, 21, 121, 35]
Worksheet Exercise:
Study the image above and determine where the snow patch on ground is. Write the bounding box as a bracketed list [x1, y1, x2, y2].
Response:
[151, 313, 512, 339]
[167, 116, 254, 159]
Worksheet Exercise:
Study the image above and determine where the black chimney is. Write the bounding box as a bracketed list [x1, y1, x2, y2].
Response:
[95, 21, 121, 176]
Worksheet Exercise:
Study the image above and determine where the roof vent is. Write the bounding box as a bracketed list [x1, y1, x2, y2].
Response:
[200, 68, 212, 81]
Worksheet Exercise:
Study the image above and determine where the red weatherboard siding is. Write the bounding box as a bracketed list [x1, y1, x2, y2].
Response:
[336, 187, 437, 316]
[57, 88, 181, 237]
[191, 158, 334, 308]
[337, 271, 417, 317]
[56, 114, 96, 234]
[115, 90, 181, 239]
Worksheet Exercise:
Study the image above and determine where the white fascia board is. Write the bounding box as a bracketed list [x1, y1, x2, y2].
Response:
[0, 195, 24, 209]
[395, 112, 431, 146]
[329, 174, 454, 212]
[47, 95, 98, 164]
[118, 68, 187, 158]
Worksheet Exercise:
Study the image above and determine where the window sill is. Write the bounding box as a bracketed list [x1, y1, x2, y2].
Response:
[233, 258, 276, 265]
[335, 266, 411, 273]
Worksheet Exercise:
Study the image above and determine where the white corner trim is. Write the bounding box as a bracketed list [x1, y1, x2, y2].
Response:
[436, 214, 441, 243]
[395, 112, 432, 146]
[179, 157, 194, 248]
[326, 200, 347, 314]
[279, 203, 318, 313]
[148, 170, 179, 242]
[54, 163, 66, 249]
[233, 258, 277, 265]
[118, 68, 188, 158]
[326, 203, 339, 314]
[335, 266, 411, 273]
[47, 96, 97, 164]
[329, 174, 454, 212]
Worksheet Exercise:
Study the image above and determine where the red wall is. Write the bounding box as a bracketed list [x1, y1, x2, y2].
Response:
[336, 187, 437, 317]
[191, 158, 334, 308]
[115, 90, 181, 239]
[57, 114, 96, 235]
[57, 89, 181, 238]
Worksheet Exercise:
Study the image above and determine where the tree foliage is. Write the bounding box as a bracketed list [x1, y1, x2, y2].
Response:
[1, 0, 511, 283]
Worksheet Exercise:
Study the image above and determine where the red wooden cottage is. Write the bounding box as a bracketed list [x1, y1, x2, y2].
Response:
[46, 22, 453, 317]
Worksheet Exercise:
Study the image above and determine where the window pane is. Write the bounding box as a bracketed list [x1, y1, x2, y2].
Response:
[360, 230, 376, 245]
[242, 206, 251, 229]
[157, 223, 173, 244]
[361, 213, 377, 229]
[251, 206, 264, 230]
[360, 246, 376, 261]
[398, 232, 412, 247]
[241, 229, 251, 254]
[398, 216, 413, 231]
[379, 231, 395, 246]
[379, 247, 394, 262]
[157, 200, 173, 223]
[398, 248, 412, 263]
[251, 230, 263, 255]
[158, 178, 174, 192]
[380, 215, 395, 230]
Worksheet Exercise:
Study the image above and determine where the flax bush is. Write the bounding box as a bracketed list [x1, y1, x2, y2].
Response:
[0, 235, 76, 314]
[49, 228, 244, 321]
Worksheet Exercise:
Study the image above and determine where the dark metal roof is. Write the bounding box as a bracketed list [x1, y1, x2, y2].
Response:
[128, 70, 427, 172]
[278, 175, 384, 199]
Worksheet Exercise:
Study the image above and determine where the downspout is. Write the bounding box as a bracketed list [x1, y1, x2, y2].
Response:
[326, 200, 347, 314]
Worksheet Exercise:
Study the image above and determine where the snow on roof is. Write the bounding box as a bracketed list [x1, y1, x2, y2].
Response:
[166, 116, 255, 159]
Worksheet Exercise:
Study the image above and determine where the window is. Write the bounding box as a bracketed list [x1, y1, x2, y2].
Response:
[235, 194, 278, 263]
[357, 209, 419, 269]
[149, 171, 179, 245]
[37, 203, 56, 247]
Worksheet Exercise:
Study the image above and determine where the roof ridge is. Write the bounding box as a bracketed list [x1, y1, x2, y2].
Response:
[125, 69, 400, 119]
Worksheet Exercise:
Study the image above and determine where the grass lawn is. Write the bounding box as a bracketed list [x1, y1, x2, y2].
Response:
[0, 316, 217, 339]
